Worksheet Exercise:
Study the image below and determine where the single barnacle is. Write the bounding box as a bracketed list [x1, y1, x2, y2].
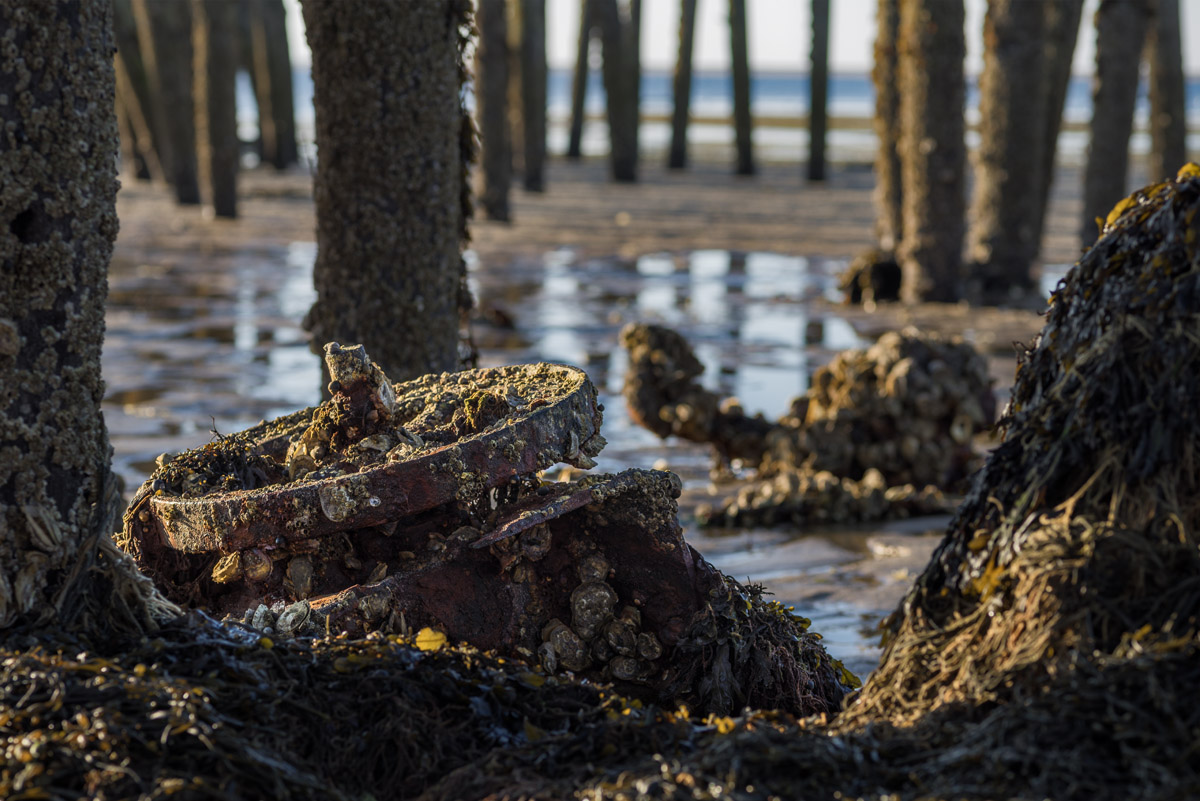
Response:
[603, 617, 638, 657]
[286, 555, 314, 600]
[210, 552, 242, 584]
[519, 524, 552, 561]
[570, 580, 617, 639]
[241, 548, 273, 582]
[577, 552, 610, 583]
[608, 655, 642, 681]
[542, 618, 589, 672]
[276, 601, 311, 636]
[636, 631, 663, 661]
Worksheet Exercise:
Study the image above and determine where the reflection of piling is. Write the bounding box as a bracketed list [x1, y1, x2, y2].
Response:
[807, 0, 830, 181]
[192, 0, 238, 218]
[667, 0, 696, 170]
[567, 0, 592, 159]
[1081, 0, 1149, 246]
[133, 0, 200, 205]
[1145, 0, 1186, 182]
[729, 0, 755, 176]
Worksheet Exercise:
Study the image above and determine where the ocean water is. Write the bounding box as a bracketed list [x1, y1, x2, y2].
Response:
[241, 67, 1200, 166]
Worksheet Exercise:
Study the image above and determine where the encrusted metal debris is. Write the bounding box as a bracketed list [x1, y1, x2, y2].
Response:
[621, 322, 994, 526]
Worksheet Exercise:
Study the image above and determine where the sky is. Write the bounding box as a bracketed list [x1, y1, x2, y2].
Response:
[283, 0, 1200, 77]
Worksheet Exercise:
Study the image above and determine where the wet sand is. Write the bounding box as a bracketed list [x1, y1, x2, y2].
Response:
[471, 157, 1084, 267]
[109, 155, 1087, 676]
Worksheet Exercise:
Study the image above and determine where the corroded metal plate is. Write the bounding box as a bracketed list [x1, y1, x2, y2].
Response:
[137, 362, 604, 553]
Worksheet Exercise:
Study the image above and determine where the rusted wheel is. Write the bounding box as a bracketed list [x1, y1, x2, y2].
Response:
[124, 358, 605, 556]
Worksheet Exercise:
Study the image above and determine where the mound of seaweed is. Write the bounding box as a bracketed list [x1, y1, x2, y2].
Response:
[0, 615, 626, 800]
[851, 164, 1200, 725]
[0, 580, 853, 801]
[423, 635, 1199, 801]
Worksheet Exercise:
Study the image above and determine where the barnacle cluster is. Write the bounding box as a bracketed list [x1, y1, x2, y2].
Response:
[698, 467, 948, 528]
[622, 323, 993, 527]
[538, 553, 663, 683]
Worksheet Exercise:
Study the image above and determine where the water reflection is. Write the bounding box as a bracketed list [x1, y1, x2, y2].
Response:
[104, 243, 870, 499]
[103, 240, 321, 493]
[471, 247, 863, 455]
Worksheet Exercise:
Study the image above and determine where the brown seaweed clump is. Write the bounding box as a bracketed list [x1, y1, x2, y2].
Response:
[621, 322, 993, 527]
[0, 617, 630, 801]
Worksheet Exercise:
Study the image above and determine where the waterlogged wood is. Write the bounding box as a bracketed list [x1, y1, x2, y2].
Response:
[897, 0, 965, 302]
[132, 0, 200, 205]
[872, 0, 902, 250]
[475, 0, 512, 220]
[1081, 0, 1150, 245]
[967, 0, 1046, 298]
[193, 0, 238, 219]
[628, 0, 643, 160]
[248, 0, 299, 170]
[519, 0, 547, 192]
[301, 1, 468, 382]
[567, 0, 593, 159]
[1145, 0, 1186, 181]
[594, 0, 638, 182]
[0, 0, 120, 628]
[729, 0, 755, 176]
[113, 0, 164, 184]
[667, 0, 697, 170]
[507, 0, 525, 179]
[807, 0, 831, 181]
[114, 58, 157, 182]
[1031, 0, 1084, 260]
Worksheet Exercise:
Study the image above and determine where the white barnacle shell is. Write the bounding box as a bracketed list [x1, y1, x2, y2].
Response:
[276, 601, 312, 636]
[251, 603, 274, 631]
